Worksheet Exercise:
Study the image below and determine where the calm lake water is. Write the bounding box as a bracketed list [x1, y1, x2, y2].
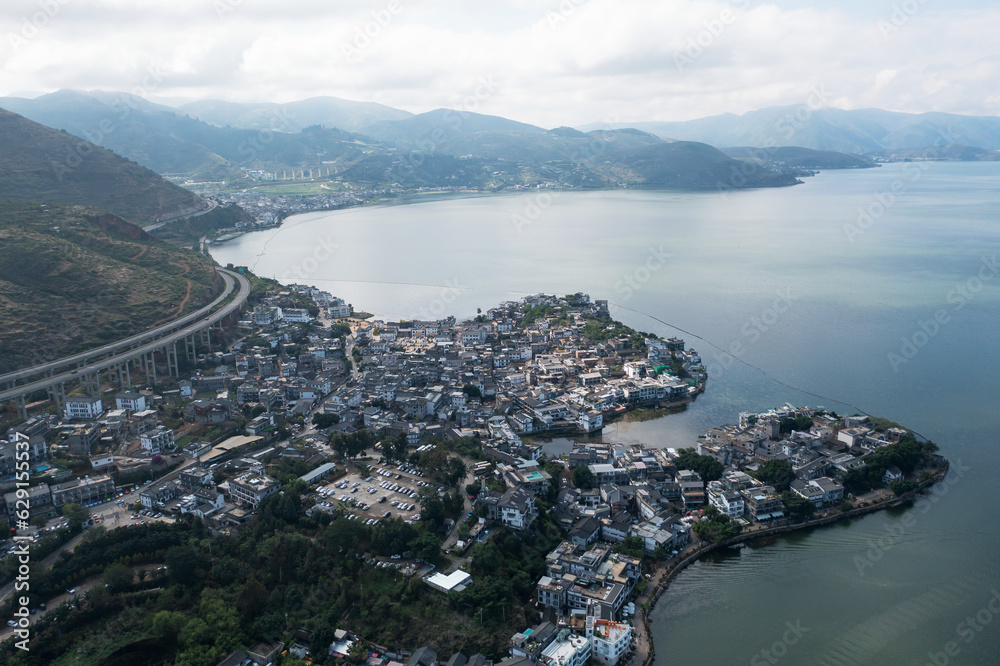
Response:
[211, 162, 1000, 664]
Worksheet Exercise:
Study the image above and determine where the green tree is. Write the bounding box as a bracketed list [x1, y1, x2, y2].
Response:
[674, 449, 724, 482]
[692, 505, 743, 542]
[312, 413, 341, 429]
[103, 561, 134, 593]
[615, 535, 645, 558]
[781, 491, 816, 522]
[310, 626, 335, 661]
[150, 610, 187, 644]
[63, 502, 89, 531]
[572, 466, 595, 489]
[754, 459, 795, 492]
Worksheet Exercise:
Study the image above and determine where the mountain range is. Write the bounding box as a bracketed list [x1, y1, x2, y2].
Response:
[578, 106, 1000, 155]
[0, 90, 805, 191]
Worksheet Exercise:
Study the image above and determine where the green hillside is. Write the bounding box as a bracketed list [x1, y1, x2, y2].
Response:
[723, 146, 878, 169]
[0, 108, 210, 226]
[609, 141, 801, 189]
[0, 202, 220, 373]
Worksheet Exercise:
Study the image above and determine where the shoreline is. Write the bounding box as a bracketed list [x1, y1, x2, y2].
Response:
[631, 464, 950, 666]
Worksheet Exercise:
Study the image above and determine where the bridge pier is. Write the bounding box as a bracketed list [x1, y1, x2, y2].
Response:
[167, 343, 179, 377]
[201, 327, 211, 352]
[123, 360, 131, 389]
[185, 335, 197, 362]
[48, 382, 66, 415]
[146, 352, 157, 386]
[86, 371, 101, 397]
[13, 394, 27, 420]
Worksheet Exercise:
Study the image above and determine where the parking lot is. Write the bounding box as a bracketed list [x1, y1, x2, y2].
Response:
[316, 462, 444, 526]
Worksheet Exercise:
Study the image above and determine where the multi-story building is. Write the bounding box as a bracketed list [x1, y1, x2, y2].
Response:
[587, 618, 632, 666]
[140, 425, 175, 454]
[229, 471, 281, 508]
[64, 395, 103, 420]
[50, 475, 115, 509]
[114, 391, 148, 412]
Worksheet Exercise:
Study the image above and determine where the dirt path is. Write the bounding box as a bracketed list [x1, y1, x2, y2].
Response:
[173, 279, 193, 317]
[129, 245, 148, 261]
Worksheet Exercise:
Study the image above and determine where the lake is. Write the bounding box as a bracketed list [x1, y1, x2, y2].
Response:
[210, 162, 1000, 664]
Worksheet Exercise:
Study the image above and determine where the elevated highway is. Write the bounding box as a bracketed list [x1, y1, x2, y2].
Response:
[1, 267, 252, 418]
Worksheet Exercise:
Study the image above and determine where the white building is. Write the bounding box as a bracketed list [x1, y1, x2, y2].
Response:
[115, 391, 147, 412]
[140, 425, 175, 454]
[282, 308, 311, 323]
[540, 629, 591, 666]
[588, 618, 632, 666]
[229, 471, 281, 508]
[64, 395, 103, 420]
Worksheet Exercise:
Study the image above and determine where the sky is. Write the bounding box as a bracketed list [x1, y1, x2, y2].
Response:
[1, 0, 998, 128]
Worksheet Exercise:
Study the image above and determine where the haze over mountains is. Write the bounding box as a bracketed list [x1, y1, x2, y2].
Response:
[579, 107, 1000, 156]
[0, 89, 807, 191]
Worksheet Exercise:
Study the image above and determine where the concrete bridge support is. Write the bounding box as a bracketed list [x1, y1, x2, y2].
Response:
[201, 327, 211, 352]
[13, 394, 27, 420]
[166, 343, 179, 377]
[185, 335, 197, 362]
[48, 382, 66, 415]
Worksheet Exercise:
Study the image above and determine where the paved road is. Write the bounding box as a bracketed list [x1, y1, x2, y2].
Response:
[0, 268, 250, 405]
[0, 266, 245, 388]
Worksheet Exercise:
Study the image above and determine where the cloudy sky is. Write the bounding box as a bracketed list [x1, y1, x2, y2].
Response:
[1, 0, 998, 127]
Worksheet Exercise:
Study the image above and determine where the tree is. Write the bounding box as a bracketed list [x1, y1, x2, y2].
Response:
[754, 459, 795, 492]
[103, 562, 134, 593]
[781, 491, 816, 522]
[150, 610, 187, 644]
[236, 578, 268, 619]
[572, 466, 595, 489]
[310, 626, 335, 661]
[615, 535, 645, 558]
[312, 413, 341, 429]
[462, 383, 482, 399]
[674, 449, 724, 482]
[692, 506, 742, 542]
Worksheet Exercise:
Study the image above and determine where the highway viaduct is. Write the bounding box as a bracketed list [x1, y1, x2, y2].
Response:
[1, 267, 252, 420]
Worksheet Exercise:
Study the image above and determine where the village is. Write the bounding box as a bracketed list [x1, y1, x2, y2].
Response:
[0, 284, 945, 666]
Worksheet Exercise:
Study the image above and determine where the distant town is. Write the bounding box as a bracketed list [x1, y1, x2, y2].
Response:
[0, 283, 946, 665]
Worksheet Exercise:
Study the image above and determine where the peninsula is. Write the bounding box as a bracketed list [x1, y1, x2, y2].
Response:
[0, 282, 946, 666]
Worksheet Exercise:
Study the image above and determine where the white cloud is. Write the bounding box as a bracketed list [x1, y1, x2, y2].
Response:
[0, 0, 998, 126]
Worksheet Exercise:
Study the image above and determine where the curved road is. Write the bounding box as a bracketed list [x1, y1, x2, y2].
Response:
[0, 268, 250, 405]
[0, 267, 243, 388]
